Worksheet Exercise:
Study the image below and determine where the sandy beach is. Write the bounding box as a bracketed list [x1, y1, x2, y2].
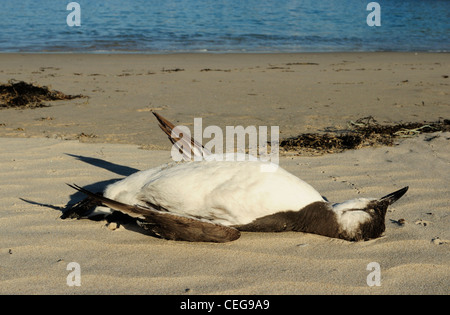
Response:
[0, 53, 449, 295]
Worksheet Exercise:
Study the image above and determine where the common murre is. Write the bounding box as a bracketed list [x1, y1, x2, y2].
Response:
[65, 113, 409, 242]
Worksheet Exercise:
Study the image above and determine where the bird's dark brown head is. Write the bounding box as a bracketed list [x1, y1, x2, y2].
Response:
[333, 186, 409, 241]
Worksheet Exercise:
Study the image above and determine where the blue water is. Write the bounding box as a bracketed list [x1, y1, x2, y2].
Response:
[0, 0, 448, 53]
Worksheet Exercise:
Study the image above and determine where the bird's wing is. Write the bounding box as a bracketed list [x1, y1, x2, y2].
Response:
[67, 184, 240, 242]
[152, 111, 211, 160]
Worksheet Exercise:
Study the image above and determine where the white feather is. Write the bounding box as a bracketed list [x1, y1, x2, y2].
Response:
[332, 198, 375, 236]
[101, 155, 324, 226]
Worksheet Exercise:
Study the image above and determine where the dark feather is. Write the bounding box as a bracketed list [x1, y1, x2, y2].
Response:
[152, 112, 210, 159]
[67, 184, 240, 242]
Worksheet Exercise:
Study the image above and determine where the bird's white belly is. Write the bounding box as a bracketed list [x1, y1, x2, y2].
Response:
[103, 159, 324, 226]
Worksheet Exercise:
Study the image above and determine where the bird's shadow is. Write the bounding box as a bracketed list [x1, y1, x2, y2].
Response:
[20, 153, 156, 235]
[63, 153, 140, 212]
[65, 153, 139, 177]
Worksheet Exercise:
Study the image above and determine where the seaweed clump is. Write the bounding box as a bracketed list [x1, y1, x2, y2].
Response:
[0, 80, 84, 109]
[280, 116, 450, 155]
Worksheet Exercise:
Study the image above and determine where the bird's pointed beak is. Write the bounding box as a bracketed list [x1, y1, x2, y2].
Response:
[379, 186, 409, 205]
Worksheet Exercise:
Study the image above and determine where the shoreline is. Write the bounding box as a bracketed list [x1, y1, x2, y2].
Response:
[1, 50, 448, 54]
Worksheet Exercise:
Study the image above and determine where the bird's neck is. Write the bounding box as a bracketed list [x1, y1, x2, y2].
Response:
[291, 202, 342, 239]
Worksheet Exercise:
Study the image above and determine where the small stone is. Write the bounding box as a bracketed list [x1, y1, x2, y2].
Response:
[431, 237, 444, 245]
[414, 219, 431, 227]
[107, 222, 119, 230]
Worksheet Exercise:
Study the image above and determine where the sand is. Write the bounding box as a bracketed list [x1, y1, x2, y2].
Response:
[0, 53, 449, 295]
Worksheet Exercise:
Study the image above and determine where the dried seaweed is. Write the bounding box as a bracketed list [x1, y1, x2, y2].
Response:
[280, 116, 450, 155]
[0, 80, 84, 109]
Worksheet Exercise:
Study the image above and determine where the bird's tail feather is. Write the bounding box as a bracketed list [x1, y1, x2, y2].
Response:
[152, 111, 211, 160]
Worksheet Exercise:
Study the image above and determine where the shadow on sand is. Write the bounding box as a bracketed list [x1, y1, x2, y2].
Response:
[20, 153, 159, 237]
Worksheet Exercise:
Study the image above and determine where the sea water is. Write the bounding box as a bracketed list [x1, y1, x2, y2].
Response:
[0, 0, 448, 53]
